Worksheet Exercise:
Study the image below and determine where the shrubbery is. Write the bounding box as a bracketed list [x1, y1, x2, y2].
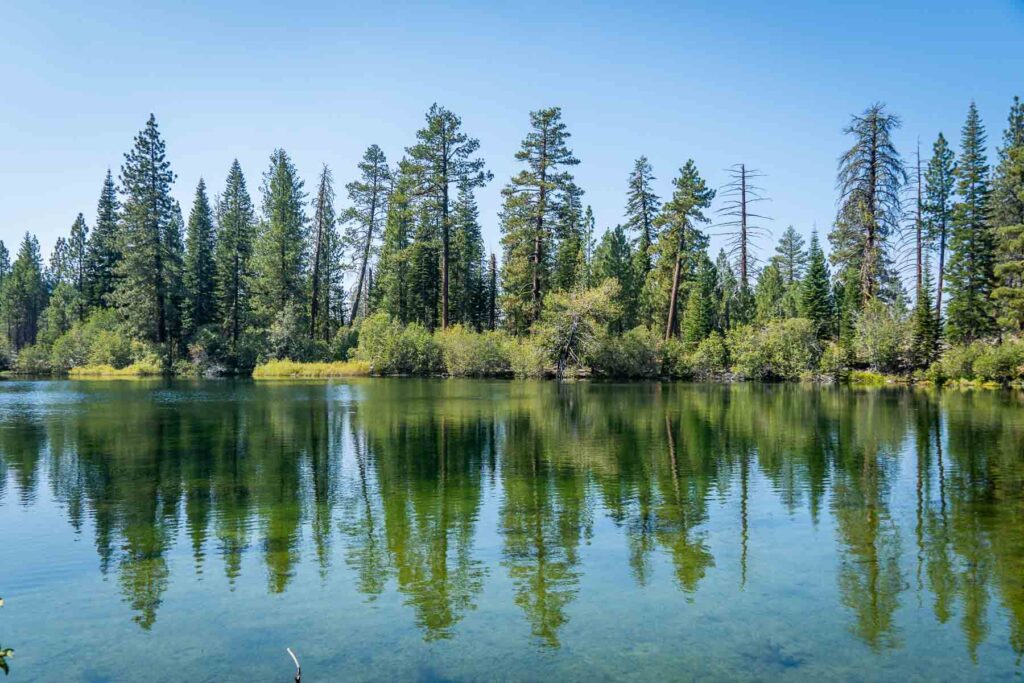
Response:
[730, 318, 819, 380]
[438, 325, 512, 377]
[926, 339, 1024, 385]
[353, 313, 443, 375]
[592, 327, 663, 378]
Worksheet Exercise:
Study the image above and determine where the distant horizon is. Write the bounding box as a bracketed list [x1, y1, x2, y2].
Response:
[2, 0, 1022, 290]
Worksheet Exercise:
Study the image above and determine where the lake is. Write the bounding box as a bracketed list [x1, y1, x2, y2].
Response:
[0, 379, 1022, 681]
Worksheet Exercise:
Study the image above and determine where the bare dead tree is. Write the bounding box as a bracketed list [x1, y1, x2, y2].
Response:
[715, 164, 772, 289]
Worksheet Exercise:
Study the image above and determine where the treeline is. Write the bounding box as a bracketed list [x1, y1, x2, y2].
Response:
[1, 98, 1023, 381]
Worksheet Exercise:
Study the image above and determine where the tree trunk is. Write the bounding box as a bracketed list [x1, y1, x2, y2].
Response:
[349, 180, 380, 327]
[664, 224, 686, 341]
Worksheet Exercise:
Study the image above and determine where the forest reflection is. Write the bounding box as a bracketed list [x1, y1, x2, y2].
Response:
[0, 380, 1022, 659]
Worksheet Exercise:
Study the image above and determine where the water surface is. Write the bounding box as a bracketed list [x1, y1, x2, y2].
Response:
[0, 379, 1022, 681]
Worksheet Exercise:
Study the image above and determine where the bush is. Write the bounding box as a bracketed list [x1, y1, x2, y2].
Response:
[50, 325, 91, 372]
[730, 318, 819, 381]
[88, 328, 133, 368]
[661, 338, 694, 379]
[438, 325, 511, 377]
[927, 341, 984, 385]
[0, 337, 11, 371]
[264, 304, 314, 362]
[592, 326, 662, 378]
[854, 300, 909, 373]
[690, 332, 729, 380]
[818, 341, 851, 381]
[353, 314, 442, 375]
[331, 327, 359, 361]
[970, 340, 1024, 384]
[507, 337, 547, 378]
[14, 344, 53, 375]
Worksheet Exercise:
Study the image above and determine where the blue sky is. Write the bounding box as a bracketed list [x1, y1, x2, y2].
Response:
[1, 0, 1022, 270]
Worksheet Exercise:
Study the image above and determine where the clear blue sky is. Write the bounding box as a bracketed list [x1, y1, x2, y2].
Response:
[1, 0, 1022, 268]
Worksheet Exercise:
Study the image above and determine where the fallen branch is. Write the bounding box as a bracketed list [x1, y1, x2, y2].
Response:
[286, 647, 301, 682]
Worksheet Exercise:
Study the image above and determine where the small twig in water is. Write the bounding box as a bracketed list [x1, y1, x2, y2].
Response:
[286, 647, 301, 682]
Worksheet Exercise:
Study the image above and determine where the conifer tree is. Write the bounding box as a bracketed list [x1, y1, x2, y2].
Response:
[112, 114, 182, 357]
[800, 231, 833, 339]
[344, 145, 390, 326]
[487, 253, 498, 331]
[552, 181, 588, 293]
[835, 273, 860, 348]
[374, 164, 415, 323]
[450, 179, 487, 328]
[499, 107, 579, 333]
[945, 102, 994, 343]
[832, 103, 907, 302]
[591, 224, 636, 332]
[624, 156, 661, 302]
[183, 179, 216, 337]
[252, 149, 307, 326]
[67, 212, 89, 322]
[406, 104, 491, 329]
[754, 262, 786, 323]
[991, 97, 1024, 332]
[771, 226, 807, 285]
[1, 233, 46, 349]
[214, 160, 256, 364]
[0, 241, 9, 290]
[923, 133, 956, 322]
[407, 203, 441, 329]
[682, 255, 717, 346]
[647, 160, 714, 340]
[714, 249, 742, 331]
[910, 254, 940, 368]
[309, 165, 340, 341]
[87, 169, 121, 308]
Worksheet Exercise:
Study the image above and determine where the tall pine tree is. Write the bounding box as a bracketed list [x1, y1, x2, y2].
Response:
[87, 169, 121, 308]
[499, 107, 579, 334]
[923, 133, 956, 322]
[309, 165, 340, 341]
[112, 114, 182, 359]
[344, 145, 390, 326]
[800, 231, 833, 339]
[625, 156, 660, 315]
[945, 102, 994, 343]
[214, 160, 257, 365]
[992, 97, 1024, 332]
[406, 104, 490, 329]
[183, 178, 216, 337]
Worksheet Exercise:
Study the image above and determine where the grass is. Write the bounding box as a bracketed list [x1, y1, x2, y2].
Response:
[252, 359, 372, 379]
[68, 362, 163, 378]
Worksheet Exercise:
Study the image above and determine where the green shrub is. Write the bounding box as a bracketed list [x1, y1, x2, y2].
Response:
[661, 338, 694, 379]
[730, 318, 819, 381]
[353, 314, 442, 375]
[0, 336, 11, 371]
[438, 325, 511, 377]
[972, 340, 1024, 384]
[88, 328, 133, 368]
[507, 337, 547, 378]
[690, 332, 729, 380]
[592, 326, 662, 378]
[929, 341, 984, 384]
[818, 341, 851, 381]
[14, 344, 53, 375]
[854, 299, 909, 373]
[331, 326, 359, 361]
[50, 325, 91, 372]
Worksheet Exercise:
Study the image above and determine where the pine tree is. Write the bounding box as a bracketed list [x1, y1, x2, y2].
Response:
[0, 241, 9, 290]
[552, 181, 588, 293]
[624, 156, 661, 303]
[309, 165, 340, 341]
[406, 104, 491, 329]
[923, 133, 956, 323]
[592, 224, 636, 332]
[714, 249, 741, 331]
[252, 149, 307, 326]
[487, 253, 498, 330]
[183, 178, 216, 337]
[754, 262, 786, 323]
[835, 272, 860, 348]
[407, 202, 441, 329]
[112, 114, 182, 358]
[87, 169, 121, 308]
[450, 179, 487, 328]
[214, 160, 256, 365]
[67, 212, 89, 322]
[344, 145, 390, 326]
[499, 107, 580, 333]
[991, 97, 1024, 332]
[682, 255, 717, 346]
[945, 102, 994, 343]
[1, 233, 47, 349]
[910, 254, 940, 368]
[375, 164, 415, 324]
[771, 226, 807, 285]
[831, 103, 907, 302]
[647, 160, 714, 340]
[800, 231, 833, 339]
